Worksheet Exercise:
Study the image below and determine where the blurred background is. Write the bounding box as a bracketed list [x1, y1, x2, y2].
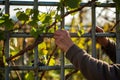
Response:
[0, 0, 116, 80]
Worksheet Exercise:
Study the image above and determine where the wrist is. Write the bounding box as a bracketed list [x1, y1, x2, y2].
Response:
[64, 42, 74, 53]
[102, 38, 109, 47]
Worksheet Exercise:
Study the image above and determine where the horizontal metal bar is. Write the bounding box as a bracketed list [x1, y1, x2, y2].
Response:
[0, 1, 115, 7]
[0, 65, 74, 71]
[0, 1, 58, 6]
[10, 32, 116, 38]
[80, 2, 115, 7]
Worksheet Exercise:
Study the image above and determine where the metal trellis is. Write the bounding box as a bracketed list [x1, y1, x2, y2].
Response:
[0, 0, 120, 80]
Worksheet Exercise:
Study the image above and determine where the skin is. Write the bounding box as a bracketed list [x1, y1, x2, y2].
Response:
[95, 26, 109, 47]
[54, 26, 109, 52]
[54, 30, 74, 52]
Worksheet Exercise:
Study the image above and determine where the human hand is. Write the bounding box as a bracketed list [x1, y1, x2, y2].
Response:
[95, 26, 109, 47]
[54, 30, 74, 52]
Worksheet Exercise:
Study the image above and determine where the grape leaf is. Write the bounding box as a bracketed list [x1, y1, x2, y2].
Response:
[28, 20, 38, 27]
[25, 71, 34, 80]
[0, 14, 14, 30]
[16, 11, 29, 21]
[0, 31, 5, 40]
[25, 8, 33, 16]
[39, 13, 52, 24]
[4, 19, 14, 30]
[77, 30, 84, 37]
[30, 27, 38, 38]
[31, 10, 39, 21]
[64, 0, 81, 9]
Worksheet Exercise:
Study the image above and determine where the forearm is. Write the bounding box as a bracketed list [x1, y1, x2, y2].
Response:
[66, 44, 119, 80]
[102, 39, 116, 63]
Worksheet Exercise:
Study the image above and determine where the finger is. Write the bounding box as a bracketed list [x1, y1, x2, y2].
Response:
[53, 35, 60, 39]
[96, 26, 103, 32]
[54, 30, 68, 38]
[54, 30, 64, 36]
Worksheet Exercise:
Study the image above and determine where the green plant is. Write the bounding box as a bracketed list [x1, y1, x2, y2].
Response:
[0, 0, 118, 79]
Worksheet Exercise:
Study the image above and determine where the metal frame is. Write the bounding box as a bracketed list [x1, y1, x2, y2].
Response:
[0, 0, 119, 80]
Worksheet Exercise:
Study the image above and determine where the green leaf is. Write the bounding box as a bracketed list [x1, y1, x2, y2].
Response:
[0, 31, 5, 40]
[4, 19, 14, 30]
[57, 2, 63, 11]
[48, 58, 55, 66]
[39, 13, 46, 22]
[39, 13, 52, 24]
[43, 15, 52, 23]
[64, 0, 81, 9]
[56, 15, 61, 22]
[37, 26, 46, 33]
[3, 14, 9, 19]
[31, 9, 39, 21]
[25, 8, 33, 16]
[28, 20, 38, 27]
[50, 10, 56, 16]
[0, 19, 4, 27]
[0, 19, 5, 24]
[38, 42, 47, 50]
[25, 71, 34, 80]
[30, 27, 38, 38]
[16, 11, 29, 21]
[77, 30, 84, 37]
[0, 14, 14, 30]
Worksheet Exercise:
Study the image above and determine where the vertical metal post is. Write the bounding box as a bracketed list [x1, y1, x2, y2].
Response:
[34, 0, 38, 10]
[116, 8, 120, 63]
[60, 4, 65, 80]
[21, 39, 26, 79]
[91, 0, 97, 58]
[34, 0, 39, 80]
[5, 0, 10, 80]
[5, 0, 9, 14]
[34, 46, 39, 80]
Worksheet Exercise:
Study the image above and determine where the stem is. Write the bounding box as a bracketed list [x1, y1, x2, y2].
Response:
[6, 0, 95, 62]
[6, 36, 43, 62]
[110, 20, 120, 31]
[10, 21, 26, 32]
[65, 70, 78, 80]
[47, 1, 95, 30]
[11, 61, 22, 80]
[40, 45, 57, 80]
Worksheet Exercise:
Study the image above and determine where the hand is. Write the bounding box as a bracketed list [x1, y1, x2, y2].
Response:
[96, 26, 109, 47]
[54, 30, 74, 52]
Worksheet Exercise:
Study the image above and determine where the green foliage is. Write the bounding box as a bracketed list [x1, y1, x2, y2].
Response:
[0, 14, 14, 30]
[30, 27, 39, 38]
[55, 15, 61, 22]
[16, 11, 29, 21]
[64, 0, 81, 9]
[113, 0, 120, 11]
[0, 30, 5, 40]
[39, 13, 52, 24]
[0, 0, 116, 80]
[25, 71, 34, 80]
[77, 29, 84, 37]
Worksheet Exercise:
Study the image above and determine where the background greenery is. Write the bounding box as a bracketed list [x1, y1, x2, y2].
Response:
[0, 0, 119, 80]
